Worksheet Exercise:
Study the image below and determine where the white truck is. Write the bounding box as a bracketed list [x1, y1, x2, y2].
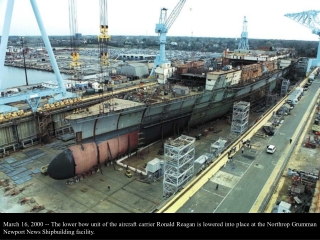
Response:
[308, 74, 315, 82]
[287, 87, 303, 105]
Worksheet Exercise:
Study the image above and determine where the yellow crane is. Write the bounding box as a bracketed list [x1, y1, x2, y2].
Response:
[98, 0, 110, 67]
[68, 0, 82, 71]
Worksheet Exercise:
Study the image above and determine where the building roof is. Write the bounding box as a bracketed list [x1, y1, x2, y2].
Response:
[124, 62, 147, 67]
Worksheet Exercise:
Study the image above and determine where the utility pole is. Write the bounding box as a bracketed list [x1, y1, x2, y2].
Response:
[20, 37, 29, 86]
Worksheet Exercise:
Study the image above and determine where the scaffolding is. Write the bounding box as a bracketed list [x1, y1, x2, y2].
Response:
[163, 135, 195, 198]
[266, 93, 278, 107]
[230, 101, 250, 135]
[280, 78, 290, 97]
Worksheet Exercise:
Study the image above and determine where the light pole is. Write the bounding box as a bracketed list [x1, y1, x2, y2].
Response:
[20, 37, 29, 86]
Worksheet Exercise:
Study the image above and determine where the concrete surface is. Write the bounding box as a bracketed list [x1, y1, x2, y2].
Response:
[176, 76, 320, 213]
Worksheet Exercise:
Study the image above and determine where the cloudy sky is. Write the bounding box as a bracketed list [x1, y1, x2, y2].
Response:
[0, 0, 319, 41]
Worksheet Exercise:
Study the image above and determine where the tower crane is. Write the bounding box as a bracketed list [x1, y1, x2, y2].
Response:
[97, 0, 111, 86]
[68, 0, 82, 79]
[238, 16, 249, 50]
[284, 10, 320, 71]
[149, 0, 186, 82]
[0, 0, 76, 114]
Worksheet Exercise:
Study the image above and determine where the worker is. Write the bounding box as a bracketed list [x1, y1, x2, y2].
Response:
[228, 151, 231, 158]
[241, 147, 244, 154]
[290, 138, 292, 144]
[108, 185, 110, 191]
[216, 184, 219, 190]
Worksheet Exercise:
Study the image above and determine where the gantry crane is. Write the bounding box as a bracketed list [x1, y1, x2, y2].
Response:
[0, 0, 76, 113]
[238, 16, 249, 50]
[68, 0, 82, 79]
[285, 10, 320, 71]
[97, 0, 111, 85]
[149, 0, 186, 78]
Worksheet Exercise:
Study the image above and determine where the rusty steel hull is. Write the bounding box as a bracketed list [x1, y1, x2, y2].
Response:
[47, 131, 138, 180]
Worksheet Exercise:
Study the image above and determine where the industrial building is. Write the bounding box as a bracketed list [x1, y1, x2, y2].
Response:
[120, 62, 149, 79]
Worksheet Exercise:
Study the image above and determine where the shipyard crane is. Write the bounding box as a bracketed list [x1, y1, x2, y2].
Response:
[98, 0, 111, 68]
[238, 16, 249, 50]
[97, 0, 111, 85]
[68, 0, 82, 79]
[285, 10, 320, 70]
[149, 0, 186, 78]
[0, 0, 76, 114]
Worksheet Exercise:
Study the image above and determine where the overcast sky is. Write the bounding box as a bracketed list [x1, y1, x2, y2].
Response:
[0, 0, 319, 41]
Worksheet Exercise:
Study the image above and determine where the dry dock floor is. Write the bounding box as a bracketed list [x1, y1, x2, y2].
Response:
[0, 108, 261, 213]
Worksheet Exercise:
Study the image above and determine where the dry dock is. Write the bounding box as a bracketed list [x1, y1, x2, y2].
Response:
[0, 108, 263, 213]
[0, 79, 319, 213]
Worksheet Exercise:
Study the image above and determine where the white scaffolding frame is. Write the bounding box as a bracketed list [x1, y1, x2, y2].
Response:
[163, 135, 195, 198]
[230, 101, 250, 135]
[280, 79, 290, 97]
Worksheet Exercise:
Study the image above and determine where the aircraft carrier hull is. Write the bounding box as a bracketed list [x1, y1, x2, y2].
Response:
[47, 67, 289, 180]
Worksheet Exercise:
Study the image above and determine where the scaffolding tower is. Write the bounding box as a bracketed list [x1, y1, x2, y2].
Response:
[230, 101, 250, 135]
[280, 78, 290, 97]
[266, 93, 278, 107]
[163, 135, 195, 198]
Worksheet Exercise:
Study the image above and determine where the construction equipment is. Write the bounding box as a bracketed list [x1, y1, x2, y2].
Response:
[285, 10, 320, 71]
[314, 135, 320, 144]
[305, 136, 317, 148]
[30, 205, 45, 213]
[292, 175, 301, 185]
[0, 179, 9, 187]
[20, 198, 29, 205]
[125, 169, 133, 178]
[149, 0, 186, 77]
[68, 0, 82, 77]
[238, 16, 249, 50]
[41, 164, 49, 176]
[0, 0, 77, 113]
[98, 0, 110, 67]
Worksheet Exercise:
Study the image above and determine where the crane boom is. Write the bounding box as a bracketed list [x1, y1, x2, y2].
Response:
[285, 10, 320, 36]
[0, 0, 76, 113]
[165, 0, 186, 30]
[285, 10, 320, 71]
[68, 0, 81, 70]
[150, 0, 186, 80]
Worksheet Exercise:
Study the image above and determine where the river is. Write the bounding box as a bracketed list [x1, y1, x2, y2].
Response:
[0, 65, 70, 90]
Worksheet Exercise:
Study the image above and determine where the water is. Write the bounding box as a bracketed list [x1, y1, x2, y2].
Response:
[0, 65, 70, 90]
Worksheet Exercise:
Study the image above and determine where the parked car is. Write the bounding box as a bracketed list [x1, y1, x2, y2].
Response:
[267, 145, 276, 154]
[263, 126, 274, 136]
